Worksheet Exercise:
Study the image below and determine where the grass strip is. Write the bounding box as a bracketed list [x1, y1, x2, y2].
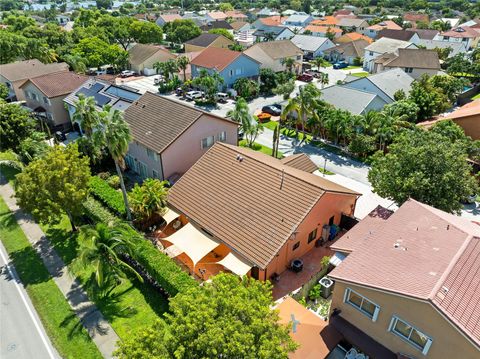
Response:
[0, 197, 102, 359]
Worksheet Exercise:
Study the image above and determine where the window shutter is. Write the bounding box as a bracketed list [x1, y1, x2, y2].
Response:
[343, 288, 350, 303]
[422, 338, 433, 355]
[372, 306, 380, 322]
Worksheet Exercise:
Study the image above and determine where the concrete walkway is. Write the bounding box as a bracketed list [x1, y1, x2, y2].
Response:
[0, 179, 119, 358]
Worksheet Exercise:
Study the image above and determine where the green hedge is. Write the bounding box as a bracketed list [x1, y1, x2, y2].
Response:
[83, 195, 197, 297]
[89, 176, 126, 217]
[134, 239, 197, 297]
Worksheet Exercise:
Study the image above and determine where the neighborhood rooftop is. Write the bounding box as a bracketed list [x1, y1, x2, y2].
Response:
[0, 59, 69, 82]
[364, 37, 413, 54]
[330, 199, 480, 347]
[189, 47, 246, 71]
[128, 44, 174, 66]
[184, 33, 228, 47]
[168, 142, 359, 269]
[20, 71, 89, 98]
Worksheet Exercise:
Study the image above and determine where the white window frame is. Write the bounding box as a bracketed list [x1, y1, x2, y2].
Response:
[343, 288, 380, 321]
[201, 135, 215, 149]
[388, 316, 433, 355]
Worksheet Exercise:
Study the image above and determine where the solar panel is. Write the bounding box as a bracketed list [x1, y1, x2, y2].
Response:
[94, 93, 111, 106]
[75, 87, 93, 97]
[90, 83, 105, 93]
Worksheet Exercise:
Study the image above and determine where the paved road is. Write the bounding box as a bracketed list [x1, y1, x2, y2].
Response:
[0, 241, 59, 359]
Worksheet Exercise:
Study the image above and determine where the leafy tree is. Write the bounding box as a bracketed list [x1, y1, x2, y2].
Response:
[129, 178, 169, 225]
[176, 55, 190, 82]
[131, 20, 163, 45]
[3, 15, 35, 31]
[208, 28, 234, 41]
[0, 83, 8, 100]
[310, 57, 329, 71]
[368, 130, 477, 214]
[0, 102, 36, 151]
[15, 144, 91, 230]
[260, 68, 277, 94]
[94, 106, 133, 221]
[430, 119, 469, 143]
[382, 100, 419, 123]
[408, 75, 449, 121]
[228, 43, 244, 51]
[165, 19, 202, 44]
[429, 75, 465, 104]
[281, 57, 296, 73]
[17, 131, 49, 164]
[77, 223, 143, 290]
[72, 36, 128, 69]
[393, 89, 406, 101]
[192, 69, 224, 101]
[273, 78, 295, 100]
[233, 78, 259, 100]
[153, 59, 178, 80]
[348, 134, 376, 158]
[115, 273, 298, 359]
[96, 0, 111, 9]
[219, 2, 234, 11]
[0, 31, 27, 63]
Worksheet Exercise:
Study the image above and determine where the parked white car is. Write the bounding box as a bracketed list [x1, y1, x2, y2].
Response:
[186, 90, 203, 101]
[120, 70, 136, 78]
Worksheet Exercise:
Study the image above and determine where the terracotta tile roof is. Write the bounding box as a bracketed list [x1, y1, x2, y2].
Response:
[0, 59, 69, 82]
[168, 142, 360, 269]
[190, 47, 243, 71]
[280, 153, 318, 173]
[207, 11, 227, 20]
[336, 32, 373, 44]
[367, 20, 402, 31]
[158, 14, 182, 22]
[224, 10, 247, 19]
[311, 16, 337, 26]
[441, 26, 480, 38]
[128, 44, 175, 66]
[381, 48, 440, 70]
[329, 199, 480, 347]
[21, 71, 89, 98]
[333, 9, 354, 17]
[259, 16, 288, 26]
[404, 12, 429, 23]
[123, 92, 235, 153]
[419, 100, 480, 128]
[185, 33, 228, 48]
[305, 25, 342, 34]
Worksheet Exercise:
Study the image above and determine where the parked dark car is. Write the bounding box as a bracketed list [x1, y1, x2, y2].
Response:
[297, 73, 314, 82]
[333, 61, 348, 69]
[261, 104, 282, 116]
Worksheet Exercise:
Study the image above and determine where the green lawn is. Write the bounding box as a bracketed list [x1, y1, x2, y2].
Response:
[41, 218, 169, 340]
[344, 65, 362, 70]
[239, 140, 283, 158]
[472, 93, 480, 100]
[318, 167, 335, 175]
[0, 197, 102, 359]
[350, 72, 369, 77]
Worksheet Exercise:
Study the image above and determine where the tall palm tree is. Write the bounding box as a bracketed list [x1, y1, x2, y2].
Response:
[310, 57, 329, 71]
[281, 57, 296, 74]
[95, 107, 133, 221]
[72, 94, 98, 138]
[176, 55, 190, 82]
[319, 72, 329, 88]
[77, 223, 143, 289]
[226, 97, 251, 130]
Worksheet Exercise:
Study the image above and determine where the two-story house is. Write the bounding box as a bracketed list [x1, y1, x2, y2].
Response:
[365, 20, 402, 39]
[0, 59, 69, 101]
[290, 34, 336, 60]
[184, 33, 234, 53]
[363, 37, 417, 72]
[433, 26, 480, 50]
[243, 40, 303, 73]
[123, 92, 238, 183]
[166, 143, 360, 279]
[20, 71, 88, 132]
[282, 14, 313, 27]
[190, 47, 260, 89]
[373, 48, 440, 79]
[328, 199, 480, 359]
[128, 44, 176, 76]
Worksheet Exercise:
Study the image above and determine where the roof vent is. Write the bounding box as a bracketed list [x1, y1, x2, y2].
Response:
[145, 130, 152, 136]
[441, 286, 449, 294]
[455, 27, 465, 32]
[236, 154, 243, 162]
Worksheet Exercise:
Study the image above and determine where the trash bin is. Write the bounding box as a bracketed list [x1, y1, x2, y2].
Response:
[319, 277, 334, 299]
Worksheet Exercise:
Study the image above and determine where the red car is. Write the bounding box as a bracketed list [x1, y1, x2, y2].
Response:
[297, 73, 314, 82]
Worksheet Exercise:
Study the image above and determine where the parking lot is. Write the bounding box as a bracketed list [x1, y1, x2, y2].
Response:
[118, 66, 362, 117]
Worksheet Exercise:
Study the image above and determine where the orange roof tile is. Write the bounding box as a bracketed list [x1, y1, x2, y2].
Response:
[305, 25, 342, 34]
[259, 16, 288, 26]
[190, 47, 243, 71]
[367, 20, 402, 31]
[336, 32, 373, 43]
[311, 16, 337, 26]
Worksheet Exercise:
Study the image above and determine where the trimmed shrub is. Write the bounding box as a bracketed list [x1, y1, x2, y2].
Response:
[89, 176, 126, 217]
[83, 197, 118, 224]
[107, 175, 120, 189]
[134, 240, 197, 297]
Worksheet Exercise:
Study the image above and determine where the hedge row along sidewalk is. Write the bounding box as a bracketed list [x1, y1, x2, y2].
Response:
[0, 180, 119, 358]
[0, 196, 102, 359]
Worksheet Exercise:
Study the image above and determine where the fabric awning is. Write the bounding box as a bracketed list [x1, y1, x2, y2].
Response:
[163, 223, 219, 266]
[163, 208, 180, 223]
[217, 252, 251, 276]
[329, 252, 346, 267]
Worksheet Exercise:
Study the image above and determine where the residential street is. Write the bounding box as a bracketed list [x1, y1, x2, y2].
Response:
[0, 241, 59, 359]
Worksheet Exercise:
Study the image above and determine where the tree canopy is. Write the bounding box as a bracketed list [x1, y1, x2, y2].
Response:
[15, 144, 91, 230]
[368, 129, 478, 214]
[0, 102, 36, 151]
[115, 273, 298, 359]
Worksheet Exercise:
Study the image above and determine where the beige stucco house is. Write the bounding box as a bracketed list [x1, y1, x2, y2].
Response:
[128, 44, 176, 75]
[243, 40, 303, 73]
[328, 200, 480, 359]
[20, 71, 88, 131]
[123, 91, 238, 183]
[373, 48, 441, 79]
[184, 33, 234, 53]
[0, 59, 69, 101]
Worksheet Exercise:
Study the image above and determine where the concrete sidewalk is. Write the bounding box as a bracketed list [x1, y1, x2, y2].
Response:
[0, 179, 119, 358]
